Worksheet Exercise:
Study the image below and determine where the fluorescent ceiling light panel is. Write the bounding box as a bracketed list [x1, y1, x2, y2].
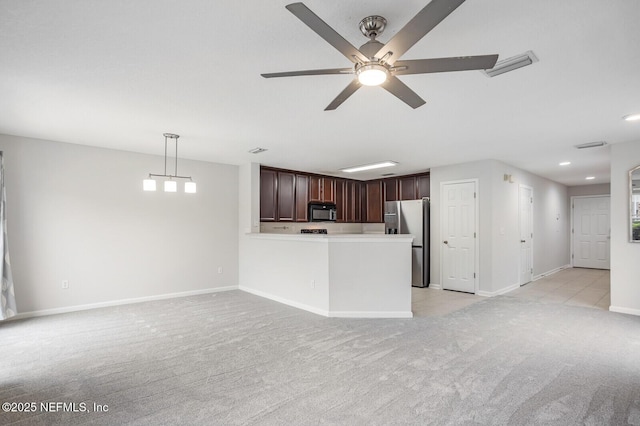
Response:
[624, 113, 640, 122]
[482, 51, 538, 77]
[559, 161, 571, 166]
[341, 161, 397, 173]
[585, 176, 595, 180]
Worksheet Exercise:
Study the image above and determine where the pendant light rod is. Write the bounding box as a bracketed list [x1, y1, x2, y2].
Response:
[142, 133, 196, 193]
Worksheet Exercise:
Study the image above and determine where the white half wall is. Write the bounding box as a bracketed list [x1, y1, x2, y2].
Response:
[430, 159, 569, 294]
[610, 140, 640, 315]
[1, 134, 239, 314]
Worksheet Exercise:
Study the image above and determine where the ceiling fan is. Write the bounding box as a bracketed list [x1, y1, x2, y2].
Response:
[261, 0, 499, 111]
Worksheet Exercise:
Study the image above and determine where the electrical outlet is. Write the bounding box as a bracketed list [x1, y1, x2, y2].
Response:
[217, 267, 223, 274]
[61, 280, 69, 290]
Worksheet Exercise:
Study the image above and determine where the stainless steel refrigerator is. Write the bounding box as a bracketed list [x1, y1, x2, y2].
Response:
[384, 198, 430, 288]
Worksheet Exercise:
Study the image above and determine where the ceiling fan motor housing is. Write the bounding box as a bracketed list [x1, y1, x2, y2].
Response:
[359, 15, 387, 40]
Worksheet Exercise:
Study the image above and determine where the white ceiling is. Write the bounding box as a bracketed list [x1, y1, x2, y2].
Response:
[1, 0, 639, 184]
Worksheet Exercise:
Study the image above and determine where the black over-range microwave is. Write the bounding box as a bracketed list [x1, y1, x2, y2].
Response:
[308, 202, 337, 222]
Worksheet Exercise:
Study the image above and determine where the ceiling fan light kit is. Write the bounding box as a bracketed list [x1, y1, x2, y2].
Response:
[261, 1, 501, 110]
[356, 63, 389, 86]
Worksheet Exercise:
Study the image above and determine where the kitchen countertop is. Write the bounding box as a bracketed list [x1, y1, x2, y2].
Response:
[246, 233, 414, 243]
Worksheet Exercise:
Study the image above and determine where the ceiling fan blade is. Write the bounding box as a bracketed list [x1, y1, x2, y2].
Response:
[381, 76, 426, 109]
[262, 68, 353, 78]
[325, 79, 361, 111]
[393, 55, 498, 75]
[286, 3, 369, 64]
[375, 0, 467, 65]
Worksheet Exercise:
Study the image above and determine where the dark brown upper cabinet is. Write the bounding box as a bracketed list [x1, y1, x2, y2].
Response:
[260, 166, 428, 223]
[260, 168, 278, 222]
[335, 179, 346, 222]
[383, 178, 399, 202]
[295, 174, 309, 222]
[365, 181, 383, 223]
[277, 172, 296, 221]
[310, 176, 336, 203]
[417, 175, 430, 198]
[399, 176, 417, 200]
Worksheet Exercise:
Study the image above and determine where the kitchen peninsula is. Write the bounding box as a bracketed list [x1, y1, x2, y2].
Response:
[240, 233, 413, 318]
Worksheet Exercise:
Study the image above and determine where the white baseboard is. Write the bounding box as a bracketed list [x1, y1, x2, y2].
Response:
[609, 306, 640, 317]
[477, 282, 520, 297]
[239, 287, 413, 318]
[328, 311, 413, 319]
[239, 286, 330, 317]
[11, 286, 238, 320]
[428, 283, 442, 290]
[533, 264, 571, 281]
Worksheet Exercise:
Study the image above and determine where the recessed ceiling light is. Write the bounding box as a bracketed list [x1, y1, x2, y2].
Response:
[585, 176, 595, 180]
[623, 113, 640, 122]
[559, 161, 571, 166]
[341, 161, 397, 173]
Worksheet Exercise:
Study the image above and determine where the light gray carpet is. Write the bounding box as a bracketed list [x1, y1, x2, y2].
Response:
[1, 290, 639, 425]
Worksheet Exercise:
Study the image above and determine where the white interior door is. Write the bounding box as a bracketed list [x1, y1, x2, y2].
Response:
[519, 185, 533, 285]
[441, 181, 477, 293]
[573, 196, 610, 269]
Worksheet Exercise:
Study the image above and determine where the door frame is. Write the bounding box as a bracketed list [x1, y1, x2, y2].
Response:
[518, 184, 534, 286]
[439, 179, 479, 294]
[570, 194, 611, 268]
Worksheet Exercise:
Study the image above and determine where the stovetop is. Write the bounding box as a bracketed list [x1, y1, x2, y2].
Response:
[301, 229, 328, 234]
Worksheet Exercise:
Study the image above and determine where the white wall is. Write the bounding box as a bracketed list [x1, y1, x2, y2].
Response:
[568, 183, 610, 197]
[1, 134, 239, 314]
[430, 159, 569, 295]
[610, 140, 640, 315]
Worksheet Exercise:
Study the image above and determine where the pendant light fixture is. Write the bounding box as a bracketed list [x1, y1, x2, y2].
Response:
[143, 133, 196, 193]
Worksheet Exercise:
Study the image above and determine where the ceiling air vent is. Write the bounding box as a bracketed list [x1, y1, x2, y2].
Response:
[248, 147, 268, 154]
[574, 141, 607, 149]
[482, 51, 538, 77]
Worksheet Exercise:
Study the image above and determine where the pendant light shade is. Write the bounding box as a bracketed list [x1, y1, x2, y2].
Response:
[184, 181, 197, 193]
[143, 133, 196, 194]
[143, 179, 157, 191]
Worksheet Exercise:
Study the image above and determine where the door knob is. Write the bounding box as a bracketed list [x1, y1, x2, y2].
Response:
[443, 240, 448, 244]
[521, 240, 526, 243]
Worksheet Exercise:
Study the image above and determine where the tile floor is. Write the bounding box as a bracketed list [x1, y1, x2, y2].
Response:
[412, 267, 611, 317]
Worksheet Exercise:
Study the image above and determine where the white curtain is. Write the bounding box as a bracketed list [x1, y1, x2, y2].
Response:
[0, 152, 16, 320]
